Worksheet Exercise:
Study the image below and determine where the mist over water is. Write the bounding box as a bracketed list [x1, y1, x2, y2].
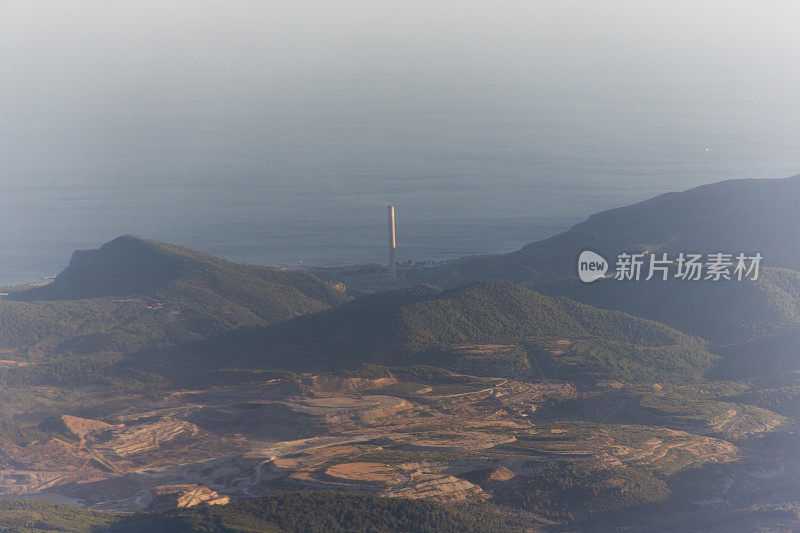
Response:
[2, 1, 799, 285]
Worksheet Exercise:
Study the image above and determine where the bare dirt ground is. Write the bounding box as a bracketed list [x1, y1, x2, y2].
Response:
[0, 373, 750, 511]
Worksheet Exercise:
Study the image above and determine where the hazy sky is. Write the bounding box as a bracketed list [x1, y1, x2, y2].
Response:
[1, 1, 800, 282]
[4, 1, 799, 75]
[3, 1, 800, 197]
[3, 1, 799, 151]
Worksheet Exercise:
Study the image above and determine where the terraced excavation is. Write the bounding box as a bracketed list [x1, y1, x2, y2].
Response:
[0, 370, 759, 512]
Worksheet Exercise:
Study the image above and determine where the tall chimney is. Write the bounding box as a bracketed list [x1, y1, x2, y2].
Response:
[388, 205, 397, 281]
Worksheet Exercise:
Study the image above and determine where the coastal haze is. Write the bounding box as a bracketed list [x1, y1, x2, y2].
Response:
[2, 0, 800, 286]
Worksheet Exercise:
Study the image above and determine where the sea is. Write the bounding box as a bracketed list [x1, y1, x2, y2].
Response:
[2, 70, 799, 286]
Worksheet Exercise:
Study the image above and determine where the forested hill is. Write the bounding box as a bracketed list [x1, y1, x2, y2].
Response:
[12, 235, 348, 309]
[536, 267, 800, 344]
[181, 279, 714, 383]
[403, 174, 800, 286]
[0, 493, 511, 532]
[0, 236, 350, 357]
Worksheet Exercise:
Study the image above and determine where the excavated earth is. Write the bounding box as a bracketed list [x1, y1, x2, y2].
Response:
[0, 374, 762, 511]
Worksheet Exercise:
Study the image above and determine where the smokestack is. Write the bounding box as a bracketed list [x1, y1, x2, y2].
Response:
[388, 205, 397, 281]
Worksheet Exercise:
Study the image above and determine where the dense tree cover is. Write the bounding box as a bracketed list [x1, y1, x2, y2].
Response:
[0, 353, 164, 389]
[0, 493, 512, 533]
[492, 464, 669, 523]
[0, 234, 355, 405]
[174, 279, 715, 384]
[0, 418, 48, 446]
[537, 267, 800, 344]
[0, 499, 115, 532]
[0, 238, 722, 392]
[540, 382, 782, 442]
[14, 235, 348, 308]
[729, 383, 800, 416]
[712, 328, 800, 384]
[112, 492, 512, 532]
[0, 235, 348, 359]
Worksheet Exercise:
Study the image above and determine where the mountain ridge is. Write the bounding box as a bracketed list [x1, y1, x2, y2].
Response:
[400, 174, 800, 286]
[0, 235, 350, 358]
[171, 278, 715, 384]
[14, 235, 348, 309]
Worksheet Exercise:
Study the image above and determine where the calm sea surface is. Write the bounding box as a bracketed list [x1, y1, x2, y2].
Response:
[2, 73, 799, 285]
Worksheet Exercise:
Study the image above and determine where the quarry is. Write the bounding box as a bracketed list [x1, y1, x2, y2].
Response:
[0, 372, 753, 512]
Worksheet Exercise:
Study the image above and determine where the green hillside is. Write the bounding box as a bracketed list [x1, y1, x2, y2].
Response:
[179, 279, 715, 383]
[0, 493, 510, 533]
[535, 267, 800, 344]
[0, 236, 349, 358]
[713, 328, 800, 382]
